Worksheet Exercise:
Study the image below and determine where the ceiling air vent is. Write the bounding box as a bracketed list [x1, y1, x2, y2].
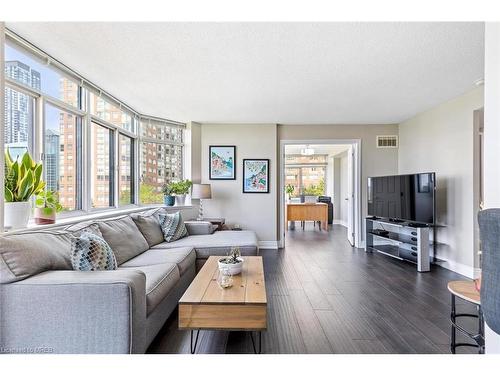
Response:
[377, 135, 398, 148]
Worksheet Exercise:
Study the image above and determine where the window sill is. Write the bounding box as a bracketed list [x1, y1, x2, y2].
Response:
[2, 205, 195, 235]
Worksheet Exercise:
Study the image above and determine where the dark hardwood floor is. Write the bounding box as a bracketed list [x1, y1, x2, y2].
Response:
[147, 225, 479, 354]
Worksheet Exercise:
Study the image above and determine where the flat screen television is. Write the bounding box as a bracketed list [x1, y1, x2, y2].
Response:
[367, 172, 436, 225]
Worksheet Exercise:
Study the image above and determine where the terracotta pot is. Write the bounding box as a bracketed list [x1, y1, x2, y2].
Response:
[34, 207, 56, 225]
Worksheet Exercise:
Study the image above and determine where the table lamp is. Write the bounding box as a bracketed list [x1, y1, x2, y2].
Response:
[191, 183, 212, 220]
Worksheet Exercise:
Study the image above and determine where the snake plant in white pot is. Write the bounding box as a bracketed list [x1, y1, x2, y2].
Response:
[4, 150, 45, 229]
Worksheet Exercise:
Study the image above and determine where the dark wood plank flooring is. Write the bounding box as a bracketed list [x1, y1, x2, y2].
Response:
[147, 225, 479, 354]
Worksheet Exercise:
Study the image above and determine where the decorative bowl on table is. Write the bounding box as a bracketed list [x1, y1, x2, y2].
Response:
[218, 257, 244, 276]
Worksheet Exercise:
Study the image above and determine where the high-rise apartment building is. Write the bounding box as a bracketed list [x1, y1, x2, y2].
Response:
[4, 61, 40, 147]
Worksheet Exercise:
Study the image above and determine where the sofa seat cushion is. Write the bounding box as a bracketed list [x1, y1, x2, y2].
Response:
[150, 230, 259, 259]
[0, 230, 73, 284]
[120, 247, 195, 276]
[120, 263, 180, 314]
[96, 216, 149, 265]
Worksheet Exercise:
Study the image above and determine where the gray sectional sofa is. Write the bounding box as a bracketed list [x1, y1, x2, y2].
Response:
[0, 208, 259, 354]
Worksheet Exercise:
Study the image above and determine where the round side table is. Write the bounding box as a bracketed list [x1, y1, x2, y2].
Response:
[447, 280, 484, 354]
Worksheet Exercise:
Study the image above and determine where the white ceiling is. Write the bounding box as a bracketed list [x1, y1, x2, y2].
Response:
[7, 22, 484, 124]
[285, 144, 350, 156]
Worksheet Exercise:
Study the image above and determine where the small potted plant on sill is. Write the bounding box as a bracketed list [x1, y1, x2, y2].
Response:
[34, 190, 63, 225]
[161, 183, 175, 206]
[4, 149, 45, 230]
[170, 179, 193, 206]
[218, 247, 244, 275]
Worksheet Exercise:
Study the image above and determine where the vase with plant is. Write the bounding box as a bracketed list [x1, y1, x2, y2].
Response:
[4, 150, 45, 229]
[161, 183, 175, 206]
[34, 190, 63, 225]
[285, 184, 295, 202]
[218, 247, 244, 275]
[170, 179, 193, 206]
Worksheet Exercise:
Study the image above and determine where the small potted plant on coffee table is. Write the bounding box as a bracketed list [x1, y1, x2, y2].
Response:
[34, 190, 63, 225]
[161, 183, 175, 206]
[218, 247, 244, 275]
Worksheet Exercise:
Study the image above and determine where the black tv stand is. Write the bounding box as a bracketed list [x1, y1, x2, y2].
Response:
[388, 218, 405, 223]
[365, 217, 431, 272]
[408, 222, 429, 228]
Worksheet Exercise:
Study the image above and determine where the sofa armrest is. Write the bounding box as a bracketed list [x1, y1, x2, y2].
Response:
[0, 269, 147, 354]
[184, 220, 216, 235]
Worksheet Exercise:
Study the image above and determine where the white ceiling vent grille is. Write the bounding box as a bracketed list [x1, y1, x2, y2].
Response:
[377, 135, 398, 148]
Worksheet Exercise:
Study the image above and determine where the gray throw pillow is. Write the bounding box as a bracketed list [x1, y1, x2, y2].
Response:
[71, 231, 117, 271]
[158, 211, 189, 243]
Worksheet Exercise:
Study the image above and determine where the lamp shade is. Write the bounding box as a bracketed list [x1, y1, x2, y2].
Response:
[191, 184, 212, 199]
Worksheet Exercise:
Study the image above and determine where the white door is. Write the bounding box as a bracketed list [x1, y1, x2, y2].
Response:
[346, 146, 355, 246]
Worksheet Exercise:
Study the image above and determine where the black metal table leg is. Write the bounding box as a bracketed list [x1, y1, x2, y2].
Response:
[451, 294, 456, 354]
[250, 331, 262, 354]
[190, 330, 200, 354]
[478, 305, 485, 354]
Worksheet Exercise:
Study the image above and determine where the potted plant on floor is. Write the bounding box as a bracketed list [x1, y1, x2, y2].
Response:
[34, 190, 63, 225]
[170, 179, 193, 206]
[218, 247, 244, 275]
[4, 150, 45, 230]
[161, 183, 175, 206]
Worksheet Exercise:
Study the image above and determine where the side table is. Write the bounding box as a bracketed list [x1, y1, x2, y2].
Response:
[203, 217, 225, 231]
[447, 280, 484, 354]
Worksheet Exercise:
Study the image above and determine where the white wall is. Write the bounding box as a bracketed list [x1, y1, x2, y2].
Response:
[483, 21, 500, 355]
[199, 123, 278, 246]
[398, 87, 484, 277]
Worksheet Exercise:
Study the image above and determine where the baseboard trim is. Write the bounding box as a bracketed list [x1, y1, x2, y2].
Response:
[435, 258, 475, 278]
[259, 241, 279, 250]
[332, 219, 347, 227]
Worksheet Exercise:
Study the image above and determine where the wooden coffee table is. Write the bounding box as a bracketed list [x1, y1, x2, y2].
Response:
[178, 256, 267, 353]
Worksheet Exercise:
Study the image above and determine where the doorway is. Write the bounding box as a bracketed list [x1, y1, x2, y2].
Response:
[279, 139, 361, 248]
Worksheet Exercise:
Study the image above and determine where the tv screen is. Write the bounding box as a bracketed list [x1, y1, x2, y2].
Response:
[367, 173, 436, 224]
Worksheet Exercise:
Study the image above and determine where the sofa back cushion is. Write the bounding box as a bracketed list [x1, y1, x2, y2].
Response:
[65, 221, 102, 237]
[0, 231, 73, 284]
[96, 215, 149, 265]
[130, 209, 164, 248]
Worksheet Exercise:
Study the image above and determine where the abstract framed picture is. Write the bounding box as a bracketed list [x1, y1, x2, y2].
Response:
[209, 146, 236, 180]
[243, 159, 270, 193]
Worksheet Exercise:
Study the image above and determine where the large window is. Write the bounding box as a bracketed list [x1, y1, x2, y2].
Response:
[90, 92, 133, 132]
[91, 122, 112, 208]
[44, 104, 81, 211]
[139, 141, 183, 204]
[5, 43, 81, 109]
[119, 134, 133, 205]
[4, 87, 34, 158]
[285, 154, 327, 196]
[2, 32, 185, 226]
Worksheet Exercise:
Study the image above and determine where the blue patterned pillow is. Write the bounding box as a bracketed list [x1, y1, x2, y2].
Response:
[158, 211, 189, 242]
[71, 231, 117, 271]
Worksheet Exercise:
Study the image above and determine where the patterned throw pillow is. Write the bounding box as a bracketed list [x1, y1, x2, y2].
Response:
[158, 211, 189, 243]
[71, 231, 117, 271]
